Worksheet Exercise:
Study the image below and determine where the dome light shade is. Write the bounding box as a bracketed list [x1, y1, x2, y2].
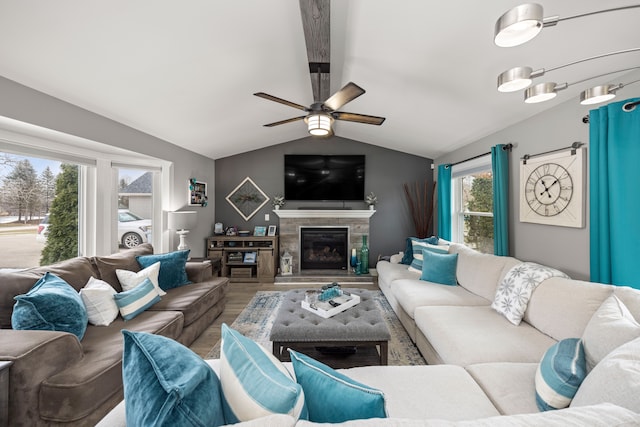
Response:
[580, 84, 617, 105]
[494, 3, 544, 47]
[524, 82, 558, 103]
[306, 113, 332, 136]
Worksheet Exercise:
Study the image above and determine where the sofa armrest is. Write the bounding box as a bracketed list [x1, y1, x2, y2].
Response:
[186, 261, 213, 283]
[0, 330, 84, 424]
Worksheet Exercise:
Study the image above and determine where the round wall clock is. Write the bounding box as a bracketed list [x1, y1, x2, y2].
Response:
[519, 148, 585, 228]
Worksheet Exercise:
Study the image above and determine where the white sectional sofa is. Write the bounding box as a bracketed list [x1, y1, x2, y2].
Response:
[99, 242, 640, 425]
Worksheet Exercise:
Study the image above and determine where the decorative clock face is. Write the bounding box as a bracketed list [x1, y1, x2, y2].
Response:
[519, 148, 585, 228]
[524, 163, 573, 217]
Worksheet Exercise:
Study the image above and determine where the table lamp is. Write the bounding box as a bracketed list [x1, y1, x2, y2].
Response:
[167, 211, 197, 253]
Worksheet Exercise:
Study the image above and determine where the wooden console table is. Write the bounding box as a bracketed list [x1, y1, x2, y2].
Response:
[206, 235, 278, 282]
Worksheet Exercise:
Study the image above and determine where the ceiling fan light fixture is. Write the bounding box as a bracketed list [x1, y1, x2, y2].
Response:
[494, 3, 544, 47]
[524, 82, 558, 103]
[306, 113, 333, 136]
[580, 84, 617, 105]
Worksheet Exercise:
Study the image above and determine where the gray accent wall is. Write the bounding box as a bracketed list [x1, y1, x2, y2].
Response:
[215, 136, 434, 265]
[0, 76, 216, 258]
[433, 70, 640, 281]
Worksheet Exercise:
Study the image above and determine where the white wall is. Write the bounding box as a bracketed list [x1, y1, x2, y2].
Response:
[0, 76, 216, 258]
[435, 69, 640, 280]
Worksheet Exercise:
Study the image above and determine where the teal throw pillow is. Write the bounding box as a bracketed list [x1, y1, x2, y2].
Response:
[535, 338, 586, 411]
[219, 324, 307, 423]
[122, 330, 225, 427]
[420, 250, 458, 286]
[12, 272, 88, 340]
[409, 244, 448, 273]
[401, 236, 439, 265]
[137, 250, 191, 291]
[113, 278, 161, 320]
[289, 350, 387, 423]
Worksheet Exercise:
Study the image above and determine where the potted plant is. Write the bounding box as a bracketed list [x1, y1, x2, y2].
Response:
[366, 192, 377, 210]
[272, 195, 285, 210]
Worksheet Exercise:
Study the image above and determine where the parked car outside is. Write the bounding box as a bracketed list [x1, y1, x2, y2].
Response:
[36, 210, 152, 249]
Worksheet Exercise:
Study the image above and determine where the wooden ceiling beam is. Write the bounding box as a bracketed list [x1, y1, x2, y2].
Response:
[299, 0, 330, 102]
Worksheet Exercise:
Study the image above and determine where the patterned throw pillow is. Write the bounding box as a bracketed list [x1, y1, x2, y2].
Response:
[79, 277, 119, 326]
[116, 261, 164, 296]
[219, 324, 307, 423]
[122, 330, 225, 427]
[535, 338, 586, 411]
[492, 262, 569, 325]
[113, 278, 161, 320]
[12, 272, 88, 340]
[408, 241, 448, 273]
[289, 350, 387, 423]
[401, 236, 439, 265]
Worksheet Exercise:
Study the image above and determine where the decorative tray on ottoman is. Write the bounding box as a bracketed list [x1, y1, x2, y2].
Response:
[301, 290, 360, 319]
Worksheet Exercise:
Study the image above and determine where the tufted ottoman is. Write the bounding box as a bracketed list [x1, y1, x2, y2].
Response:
[270, 288, 390, 366]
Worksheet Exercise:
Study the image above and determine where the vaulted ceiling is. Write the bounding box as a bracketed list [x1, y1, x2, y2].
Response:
[0, 1, 638, 160]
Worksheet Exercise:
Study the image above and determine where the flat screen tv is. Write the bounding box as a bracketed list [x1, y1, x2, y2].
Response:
[284, 155, 365, 201]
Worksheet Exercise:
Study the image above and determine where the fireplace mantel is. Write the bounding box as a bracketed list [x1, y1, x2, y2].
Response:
[273, 209, 376, 219]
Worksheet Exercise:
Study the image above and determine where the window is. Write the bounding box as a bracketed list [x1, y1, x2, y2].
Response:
[451, 156, 494, 253]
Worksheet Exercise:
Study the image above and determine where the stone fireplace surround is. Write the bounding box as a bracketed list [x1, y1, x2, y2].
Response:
[274, 209, 375, 276]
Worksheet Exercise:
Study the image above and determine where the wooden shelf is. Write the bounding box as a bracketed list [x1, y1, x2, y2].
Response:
[206, 235, 278, 282]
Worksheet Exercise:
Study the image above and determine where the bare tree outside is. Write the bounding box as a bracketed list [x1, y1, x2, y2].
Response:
[2, 159, 40, 222]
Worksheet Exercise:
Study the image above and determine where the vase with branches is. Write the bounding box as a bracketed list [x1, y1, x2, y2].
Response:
[403, 180, 436, 238]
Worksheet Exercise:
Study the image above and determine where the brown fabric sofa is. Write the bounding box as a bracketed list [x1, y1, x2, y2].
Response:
[0, 244, 229, 426]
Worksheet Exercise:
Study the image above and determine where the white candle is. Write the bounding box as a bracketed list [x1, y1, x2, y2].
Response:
[351, 248, 356, 257]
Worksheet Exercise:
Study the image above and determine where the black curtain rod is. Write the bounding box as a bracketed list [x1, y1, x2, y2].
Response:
[582, 99, 640, 123]
[446, 143, 512, 168]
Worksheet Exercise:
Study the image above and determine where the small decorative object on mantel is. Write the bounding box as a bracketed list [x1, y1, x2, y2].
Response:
[226, 177, 270, 221]
[272, 195, 285, 210]
[365, 192, 377, 210]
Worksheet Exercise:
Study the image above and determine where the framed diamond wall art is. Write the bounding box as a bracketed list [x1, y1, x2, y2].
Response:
[226, 177, 270, 221]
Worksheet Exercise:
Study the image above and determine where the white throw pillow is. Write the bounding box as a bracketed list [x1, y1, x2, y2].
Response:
[492, 262, 569, 326]
[79, 277, 119, 326]
[581, 294, 640, 372]
[116, 261, 165, 296]
[571, 336, 640, 413]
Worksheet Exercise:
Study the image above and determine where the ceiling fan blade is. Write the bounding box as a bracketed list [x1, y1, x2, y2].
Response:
[263, 116, 306, 127]
[333, 111, 386, 126]
[323, 82, 365, 111]
[254, 92, 309, 112]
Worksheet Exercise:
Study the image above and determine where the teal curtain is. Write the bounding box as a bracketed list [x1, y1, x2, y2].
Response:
[590, 98, 640, 289]
[491, 144, 509, 256]
[437, 164, 452, 240]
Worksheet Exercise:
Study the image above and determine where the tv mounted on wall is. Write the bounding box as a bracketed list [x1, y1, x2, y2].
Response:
[284, 155, 365, 201]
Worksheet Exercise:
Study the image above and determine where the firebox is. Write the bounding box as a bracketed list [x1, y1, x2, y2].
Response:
[300, 227, 348, 270]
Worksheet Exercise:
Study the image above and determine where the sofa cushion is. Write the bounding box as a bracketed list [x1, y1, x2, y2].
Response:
[408, 242, 447, 273]
[79, 277, 119, 326]
[148, 280, 227, 326]
[219, 324, 307, 423]
[420, 251, 458, 286]
[448, 244, 521, 301]
[113, 278, 161, 320]
[394, 279, 488, 321]
[492, 263, 569, 326]
[12, 272, 88, 340]
[116, 261, 164, 296]
[535, 338, 586, 411]
[572, 336, 640, 413]
[375, 261, 420, 290]
[581, 294, 640, 372]
[92, 243, 154, 292]
[465, 362, 539, 415]
[137, 250, 192, 291]
[414, 305, 556, 366]
[122, 330, 225, 427]
[40, 310, 184, 422]
[523, 277, 613, 341]
[289, 350, 387, 423]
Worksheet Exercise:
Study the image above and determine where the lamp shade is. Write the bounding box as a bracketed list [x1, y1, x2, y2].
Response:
[494, 3, 544, 47]
[306, 113, 332, 136]
[498, 66, 535, 92]
[167, 211, 197, 231]
[580, 84, 617, 105]
[524, 82, 558, 103]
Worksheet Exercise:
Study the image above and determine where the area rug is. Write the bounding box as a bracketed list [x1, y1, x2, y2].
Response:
[206, 290, 426, 366]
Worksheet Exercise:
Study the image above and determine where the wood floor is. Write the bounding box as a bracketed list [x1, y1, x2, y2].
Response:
[189, 281, 380, 358]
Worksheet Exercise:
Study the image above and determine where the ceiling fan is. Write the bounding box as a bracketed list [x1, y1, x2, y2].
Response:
[254, 0, 385, 137]
[254, 81, 386, 136]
